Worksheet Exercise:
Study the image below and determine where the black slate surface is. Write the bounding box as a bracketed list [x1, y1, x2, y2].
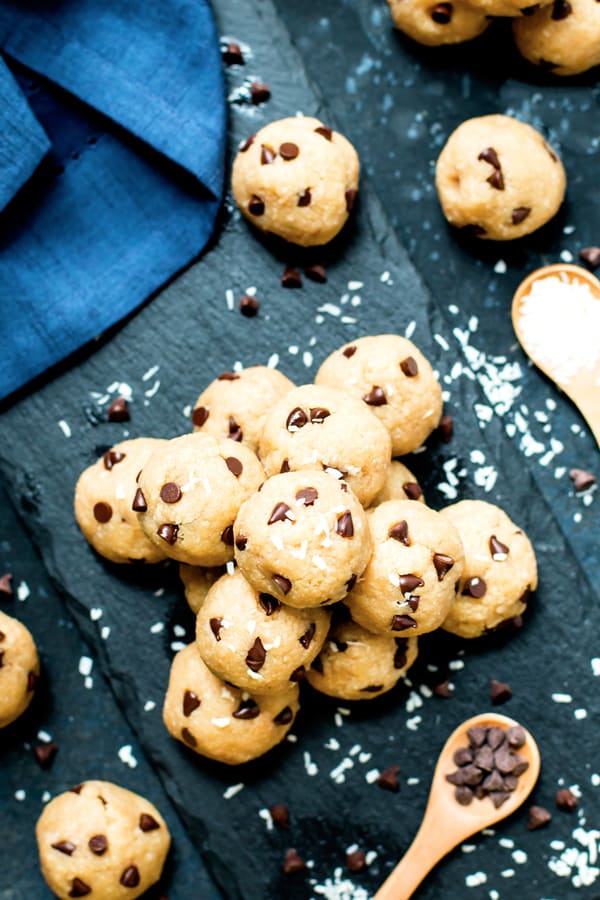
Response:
[1, 0, 600, 898]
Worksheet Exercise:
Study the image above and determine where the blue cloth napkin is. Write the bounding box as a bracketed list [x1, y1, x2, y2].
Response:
[0, 0, 225, 402]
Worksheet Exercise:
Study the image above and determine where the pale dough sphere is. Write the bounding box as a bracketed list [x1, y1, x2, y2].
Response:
[136, 433, 264, 566]
[163, 644, 299, 765]
[234, 471, 372, 608]
[513, 0, 600, 76]
[315, 335, 443, 456]
[387, 0, 491, 46]
[179, 564, 224, 614]
[370, 460, 426, 507]
[74, 438, 168, 564]
[0, 610, 39, 728]
[196, 570, 330, 693]
[259, 384, 392, 507]
[440, 499, 537, 638]
[231, 116, 360, 247]
[435, 115, 566, 240]
[306, 620, 418, 701]
[346, 500, 464, 636]
[36, 781, 170, 900]
[191, 366, 296, 453]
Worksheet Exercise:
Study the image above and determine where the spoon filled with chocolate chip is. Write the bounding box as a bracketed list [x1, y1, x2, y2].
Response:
[374, 713, 540, 900]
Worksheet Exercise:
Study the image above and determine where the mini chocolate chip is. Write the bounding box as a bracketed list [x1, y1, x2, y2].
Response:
[69, 784, 84, 794]
[287, 407, 308, 429]
[192, 406, 209, 427]
[345, 188, 358, 212]
[233, 698, 260, 719]
[239, 134, 255, 152]
[297, 188, 311, 207]
[260, 144, 276, 165]
[391, 614, 417, 631]
[346, 850, 367, 873]
[88, 834, 108, 855]
[315, 126, 333, 141]
[225, 457, 243, 477]
[273, 573, 292, 595]
[362, 385, 387, 406]
[270, 803, 290, 828]
[248, 195, 265, 216]
[528, 805, 552, 829]
[403, 482, 422, 501]
[487, 169, 505, 191]
[221, 524, 234, 545]
[210, 618, 223, 641]
[310, 406, 330, 423]
[490, 679, 512, 704]
[222, 41, 244, 65]
[399, 574, 424, 594]
[579, 247, 600, 269]
[336, 511, 354, 538]
[268, 502, 292, 525]
[377, 765, 401, 792]
[274, 706, 293, 725]
[407, 596, 419, 611]
[296, 487, 318, 506]
[467, 726, 488, 748]
[239, 295, 259, 317]
[487, 727, 506, 750]
[107, 396, 130, 422]
[131, 488, 147, 512]
[512, 207, 531, 225]
[27, 671, 38, 692]
[160, 482, 182, 503]
[432, 678, 453, 698]
[69, 878, 91, 897]
[181, 727, 197, 747]
[93, 501, 112, 523]
[52, 841, 76, 856]
[34, 742, 58, 769]
[103, 450, 126, 470]
[552, 0, 572, 17]
[246, 637, 266, 672]
[462, 577, 486, 598]
[556, 788, 578, 810]
[0, 573, 13, 595]
[400, 356, 419, 377]
[299, 623, 316, 649]
[346, 573, 357, 593]
[259, 593, 281, 615]
[281, 266, 302, 288]
[432, 553, 454, 581]
[283, 848, 305, 874]
[235, 533, 248, 550]
[478, 147, 501, 169]
[183, 690, 201, 717]
[342, 345, 357, 358]
[139, 813, 161, 832]
[569, 468, 596, 491]
[438, 414, 453, 442]
[506, 726, 526, 748]
[250, 81, 270, 104]
[157, 523, 178, 544]
[389, 521, 410, 545]
[430, 2, 453, 22]
[289, 665, 306, 682]
[489, 535, 509, 560]
[280, 142, 299, 160]
[304, 263, 327, 283]
[120, 865, 140, 888]
[311, 655, 324, 674]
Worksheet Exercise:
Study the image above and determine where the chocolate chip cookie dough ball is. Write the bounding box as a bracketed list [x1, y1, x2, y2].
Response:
[370, 460, 426, 507]
[0, 611, 39, 728]
[387, 0, 491, 46]
[315, 335, 443, 456]
[435, 115, 566, 240]
[307, 620, 418, 701]
[196, 570, 330, 693]
[179, 564, 224, 614]
[234, 471, 372, 609]
[232, 116, 360, 247]
[36, 781, 170, 900]
[346, 500, 464, 636]
[163, 644, 299, 765]
[259, 384, 392, 507]
[136, 433, 263, 567]
[191, 366, 295, 453]
[440, 499, 537, 638]
[513, 0, 600, 76]
[74, 438, 168, 564]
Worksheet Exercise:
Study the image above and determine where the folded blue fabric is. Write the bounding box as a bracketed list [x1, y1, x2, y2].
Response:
[0, 0, 225, 402]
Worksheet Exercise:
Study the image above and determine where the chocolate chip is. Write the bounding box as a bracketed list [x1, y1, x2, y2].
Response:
[250, 81, 270, 104]
[283, 848, 305, 874]
[248, 195, 265, 216]
[280, 142, 299, 160]
[103, 450, 126, 470]
[361, 684, 384, 693]
[388, 521, 410, 545]
[399, 574, 424, 594]
[504, 774, 518, 791]
[290, 665, 306, 682]
[438, 414, 453, 442]
[345, 188, 358, 212]
[69, 784, 84, 794]
[491, 791, 510, 808]
[487, 727, 506, 750]
[34, 742, 58, 769]
[334, 639, 349, 652]
[432, 678, 453, 698]
[88, 834, 108, 855]
[274, 706, 293, 725]
[239, 134, 255, 152]
[376, 765, 401, 792]
[52, 841, 76, 855]
[140, 813, 161, 832]
[107, 397, 130, 422]
[346, 573, 357, 593]
[260, 144, 276, 165]
[233, 698, 260, 719]
[299, 623, 316, 649]
[246, 637, 266, 672]
[569, 468, 596, 491]
[192, 406, 209, 427]
[297, 188, 312, 207]
[227, 416, 243, 442]
[304, 263, 327, 283]
[400, 356, 419, 377]
[210, 618, 223, 641]
[474, 745, 494, 772]
[27, 671, 38, 692]
[579, 247, 600, 269]
[0, 573, 13, 596]
[462, 577, 486, 598]
[556, 788, 578, 810]
[489, 535, 509, 560]
[310, 407, 331, 423]
[120, 865, 140, 888]
[403, 482, 422, 501]
[240, 294, 260, 317]
[391, 614, 417, 631]
[131, 488, 147, 512]
[181, 727, 197, 747]
[160, 482, 181, 504]
[336, 511, 354, 538]
[259, 594, 280, 615]
[311, 655, 323, 674]
[346, 849, 367, 873]
[362, 385, 387, 406]
[430, 2, 453, 22]
[270, 803, 290, 828]
[272, 574, 292, 595]
[552, 0, 572, 17]
[93, 501, 112, 523]
[280, 459, 290, 473]
[183, 690, 201, 716]
[315, 126, 333, 141]
[521, 3, 540, 12]
[455, 785, 474, 805]
[225, 457, 243, 477]
[218, 371, 239, 381]
[0, 649, 5, 667]
[490, 679, 512, 705]
[281, 266, 302, 288]
[506, 725, 526, 748]
[342, 345, 357, 358]
[478, 147, 501, 169]
[393, 640, 408, 669]
[454, 747, 473, 767]
[268, 502, 291, 525]
[296, 487, 318, 506]
[467, 725, 488, 748]
[221, 524, 234, 546]
[512, 207, 531, 225]
[222, 41, 244, 65]
[462, 224, 486, 237]
[69, 878, 91, 897]
[487, 169, 505, 191]
[157, 523, 178, 544]
[432, 553, 454, 581]
[527, 805, 552, 829]
[236, 533, 248, 551]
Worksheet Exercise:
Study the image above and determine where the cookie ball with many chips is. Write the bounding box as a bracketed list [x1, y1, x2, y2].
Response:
[435, 115, 566, 240]
[36, 780, 170, 900]
[0, 610, 39, 728]
[191, 365, 295, 453]
[234, 470, 372, 608]
[370, 460, 426, 507]
[513, 0, 600, 77]
[232, 116, 359, 247]
[135, 433, 263, 567]
[163, 644, 299, 765]
[346, 500, 464, 636]
[259, 384, 391, 507]
[440, 499, 537, 638]
[387, 0, 491, 46]
[315, 335, 443, 456]
[74, 438, 168, 564]
[196, 570, 330, 693]
[307, 619, 418, 701]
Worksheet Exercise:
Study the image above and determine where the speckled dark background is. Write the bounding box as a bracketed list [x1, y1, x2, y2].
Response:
[0, 0, 599, 898]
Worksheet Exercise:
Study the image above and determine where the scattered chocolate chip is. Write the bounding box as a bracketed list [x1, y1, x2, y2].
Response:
[268, 502, 292, 525]
[160, 482, 181, 504]
[527, 805, 552, 829]
[345, 573, 357, 593]
[93, 501, 112, 523]
[246, 637, 266, 672]
[248, 195, 264, 216]
[579, 247, 600, 269]
[462, 224, 486, 237]
[52, 841, 76, 856]
[490, 679, 512, 705]
[225, 457, 243, 477]
[192, 406, 209, 427]
[222, 41, 244, 65]
[283, 848, 305, 874]
[432, 553, 454, 581]
[233, 698, 260, 719]
[299, 623, 316, 649]
[274, 706, 293, 725]
[281, 266, 302, 288]
[239, 134, 255, 152]
[433, 678, 453, 698]
[487, 169, 505, 191]
[438, 414, 453, 442]
[362, 385, 387, 406]
[34, 742, 58, 769]
[290, 665, 306, 682]
[399, 574, 424, 594]
[462, 577, 486, 598]
[430, 2, 453, 22]
[403, 482, 422, 501]
[107, 396, 130, 422]
[296, 487, 318, 506]
[273, 573, 292, 595]
[389, 521, 410, 545]
[88, 834, 108, 855]
[183, 690, 201, 717]
[69, 878, 91, 897]
[250, 81, 270, 104]
[342, 345, 357, 358]
[304, 263, 327, 283]
[310, 407, 331, 423]
[345, 188, 358, 212]
[270, 803, 290, 828]
[346, 849, 367, 873]
[261, 144, 276, 165]
[512, 207, 531, 225]
[280, 142, 300, 160]
[489, 535, 509, 560]
[336, 511, 354, 538]
[391, 614, 417, 631]
[0, 573, 13, 596]
[103, 450, 126, 470]
[157, 523, 178, 544]
[27, 671, 38, 692]
[210, 618, 223, 641]
[120, 865, 140, 888]
[131, 488, 147, 512]
[139, 813, 161, 832]
[399, 356, 419, 377]
[569, 468, 596, 491]
[556, 788, 578, 811]
[181, 727, 197, 747]
[552, 0, 572, 17]
[239, 294, 259, 317]
[297, 188, 311, 207]
[315, 126, 333, 141]
[376, 765, 401, 792]
[235, 533, 248, 551]
[478, 147, 501, 169]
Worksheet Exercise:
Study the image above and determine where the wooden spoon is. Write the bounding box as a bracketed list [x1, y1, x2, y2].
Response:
[512, 263, 600, 447]
[374, 712, 540, 900]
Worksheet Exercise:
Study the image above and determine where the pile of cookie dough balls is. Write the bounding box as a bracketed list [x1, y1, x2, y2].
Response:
[74, 333, 538, 768]
[387, 0, 600, 75]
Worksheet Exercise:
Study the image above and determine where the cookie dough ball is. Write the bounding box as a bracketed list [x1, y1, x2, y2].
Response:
[179, 564, 224, 614]
[370, 460, 426, 507]
[0, 610, 39, 728]
[196, 570, 330, 692]
[315, 335, 443, 456]
[259, 384, 392, 507]
[136, 433, 264, 567]
[163, 644, 299, 764]
[435, 115, 566, 240]
[346, 500, 464, 636]
[74, 438, 168, 564]
[513, 0, 600, 76]
[307, 620, 418, 700]
[440, 499, 537, 638]
[232, 116, 360, 247]
[36, 781, 170, 900]
[234, 471, 372, 609]
[387, 0, 491, 46]
[191, 366, 295, 453]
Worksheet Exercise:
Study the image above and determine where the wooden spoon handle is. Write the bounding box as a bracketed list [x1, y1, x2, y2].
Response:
[568, 381, 600, 448]
[374, 812, 458, 900]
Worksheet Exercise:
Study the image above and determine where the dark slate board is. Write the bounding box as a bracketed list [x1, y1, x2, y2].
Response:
[1, 0, 599, 898]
